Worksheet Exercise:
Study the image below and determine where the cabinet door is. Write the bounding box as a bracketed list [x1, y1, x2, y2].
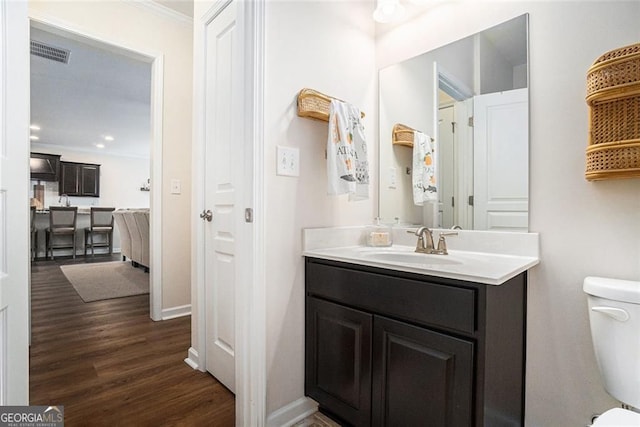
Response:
[59, 162, 80, 196]
[81, 165, 100, 197]
[372, 316, 474, 427]
[306, 297, 372, 426]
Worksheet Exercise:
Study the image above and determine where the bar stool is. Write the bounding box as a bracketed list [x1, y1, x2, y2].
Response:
[46, 206, 78, 260]
[84, 207, 115, 257]
[30, 206, 37, 261]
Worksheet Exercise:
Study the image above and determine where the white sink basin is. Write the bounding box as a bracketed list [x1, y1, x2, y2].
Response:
[302, 228, 540, 285]
[360, 250, 462, 266]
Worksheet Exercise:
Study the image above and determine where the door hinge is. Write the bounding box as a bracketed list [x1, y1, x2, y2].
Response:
[468, 195, 474, 206]
[451, 122, 456, 134]
[451, 196, 455, 207]
[468, 116, 474, 127]
[245, 208, 253, 223]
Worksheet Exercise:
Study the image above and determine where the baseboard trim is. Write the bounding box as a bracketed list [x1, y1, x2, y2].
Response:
[266, 397, 318, 427]
[184, 347, 200, 370]
[161, 304, 191, 320]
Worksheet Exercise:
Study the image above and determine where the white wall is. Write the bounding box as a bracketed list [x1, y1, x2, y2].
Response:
[377, 2, 640, 426]
[478, 32, 515, 94]
[264, 0, 377, 416]
[29, 1, 193, 311]
[379, 56, 431, 224]
[379, 37, 475, 225]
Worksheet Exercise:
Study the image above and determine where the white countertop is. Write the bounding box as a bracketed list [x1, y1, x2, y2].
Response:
[302, 226, 540, 285]
[36, 207, 93, 214]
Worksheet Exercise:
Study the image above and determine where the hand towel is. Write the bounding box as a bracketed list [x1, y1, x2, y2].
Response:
[412, 131, 437, 205]
[327, 99, 369, 200]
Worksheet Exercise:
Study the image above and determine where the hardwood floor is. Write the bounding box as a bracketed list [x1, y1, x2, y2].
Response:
[30, 256, 235, 426]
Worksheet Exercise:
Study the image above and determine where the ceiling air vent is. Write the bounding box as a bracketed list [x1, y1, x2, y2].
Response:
[30, 40, 70, 64]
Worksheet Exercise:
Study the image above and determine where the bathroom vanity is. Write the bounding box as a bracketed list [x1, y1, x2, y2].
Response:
[303, 227, 539, 427]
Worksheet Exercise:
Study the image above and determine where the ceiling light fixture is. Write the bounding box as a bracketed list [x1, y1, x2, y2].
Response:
[104, 135, 114, 141]
[373, 0, 406, 23]
[96, 143, 105, 148]
[30, 125, 41, 131]
[30, 135, 39, 141]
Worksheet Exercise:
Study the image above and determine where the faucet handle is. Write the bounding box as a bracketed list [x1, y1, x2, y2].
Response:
[436, 231, 458, 255]
[407, 229, 425, 249]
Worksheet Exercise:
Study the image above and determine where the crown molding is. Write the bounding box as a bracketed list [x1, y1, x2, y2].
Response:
[128, 0, 194, 26]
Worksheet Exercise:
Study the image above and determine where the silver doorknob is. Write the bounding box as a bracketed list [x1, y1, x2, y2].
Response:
[200, 209, 213, 222]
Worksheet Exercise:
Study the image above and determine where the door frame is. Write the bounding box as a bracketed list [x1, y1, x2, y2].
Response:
[190, 0, 266, 424]
[28, 11, 164, 321]
[1, 0, 31, 404]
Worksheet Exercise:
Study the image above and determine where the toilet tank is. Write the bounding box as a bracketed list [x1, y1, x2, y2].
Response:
[584, 277, 640, 409]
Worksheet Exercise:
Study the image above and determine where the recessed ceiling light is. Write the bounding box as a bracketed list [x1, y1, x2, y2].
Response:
[96, 143, 105, 148]
[30, 135, 39, 140]
[104, 135, 114, 141]
[30, 125, 41, 131]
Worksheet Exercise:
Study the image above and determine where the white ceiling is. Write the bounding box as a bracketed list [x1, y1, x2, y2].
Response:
[30, 26, 152, 159]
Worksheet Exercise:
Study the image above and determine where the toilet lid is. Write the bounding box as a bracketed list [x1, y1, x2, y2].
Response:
[593, 408, 640, 426]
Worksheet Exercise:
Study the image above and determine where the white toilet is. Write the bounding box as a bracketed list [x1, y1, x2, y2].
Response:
[584, 276, 640, 426]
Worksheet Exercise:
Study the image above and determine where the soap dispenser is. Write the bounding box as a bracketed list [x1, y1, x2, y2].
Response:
[365, 217, 393, 247]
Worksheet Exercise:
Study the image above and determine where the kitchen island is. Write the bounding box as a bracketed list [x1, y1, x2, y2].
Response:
[33, 207, 122, 259]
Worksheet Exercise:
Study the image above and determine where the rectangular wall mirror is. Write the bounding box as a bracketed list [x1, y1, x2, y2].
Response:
[379, 14, 529, 231]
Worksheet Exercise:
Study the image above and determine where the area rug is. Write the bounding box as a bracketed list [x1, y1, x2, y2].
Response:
[61, 261, 149, 302]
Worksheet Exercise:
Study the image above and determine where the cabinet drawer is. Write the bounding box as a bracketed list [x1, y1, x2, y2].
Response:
[306, 259, 477, 335]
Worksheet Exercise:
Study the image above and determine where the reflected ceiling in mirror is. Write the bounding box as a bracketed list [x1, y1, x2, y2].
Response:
[378, 14, 529, 231]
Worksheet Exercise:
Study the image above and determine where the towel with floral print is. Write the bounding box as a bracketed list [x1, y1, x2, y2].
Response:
[327, 99, 369, 200]
[413, 130, 437, 205]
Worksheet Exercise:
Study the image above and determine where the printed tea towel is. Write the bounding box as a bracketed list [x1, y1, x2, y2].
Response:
[327, 99, 369, 201]
[412, 130, 437, 205]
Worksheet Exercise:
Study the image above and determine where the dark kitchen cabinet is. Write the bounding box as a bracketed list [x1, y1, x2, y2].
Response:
[59, 161, 100, 197]
[305, 257, 527, 427]
[30, 152, 60, 181]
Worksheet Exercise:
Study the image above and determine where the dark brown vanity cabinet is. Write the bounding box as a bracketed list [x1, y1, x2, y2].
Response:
[305, 258, 526, 427]
[59, 161, 100, 197]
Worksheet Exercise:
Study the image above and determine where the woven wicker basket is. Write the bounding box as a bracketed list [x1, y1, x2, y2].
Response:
[585, 43, 640, 180]
[297, 88, 332, 121]
[297, 88, 365, 122]
[392, 123, 415, 147]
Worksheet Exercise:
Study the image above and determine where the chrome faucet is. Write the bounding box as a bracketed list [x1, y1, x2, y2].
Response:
[59, 194, 70, 207]
[408, 227, 458, 255]
[408, 226, 435, 254]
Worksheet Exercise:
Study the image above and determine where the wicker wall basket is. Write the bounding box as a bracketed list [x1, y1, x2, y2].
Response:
[585, 43, 640, 180]
[392, 123, 416, 147]
[297, 88, 365, 122]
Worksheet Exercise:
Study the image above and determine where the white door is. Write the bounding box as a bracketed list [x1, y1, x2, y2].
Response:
[0, 0, 30, 404]
[473, 89, 528, 231]
[437, 105, 455, 228]
[203, 1, 240, 393]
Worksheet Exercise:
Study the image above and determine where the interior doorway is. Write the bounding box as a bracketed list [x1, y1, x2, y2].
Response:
[28, 18, 164, 320]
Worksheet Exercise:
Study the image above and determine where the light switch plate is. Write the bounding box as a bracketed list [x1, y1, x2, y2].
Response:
[277, 146, 300, 177]
[388, 167, 397, 189]
[170, 179, 181, 194]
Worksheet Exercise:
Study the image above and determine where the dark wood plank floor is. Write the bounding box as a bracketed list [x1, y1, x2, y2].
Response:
[30, 256, 235, 426]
